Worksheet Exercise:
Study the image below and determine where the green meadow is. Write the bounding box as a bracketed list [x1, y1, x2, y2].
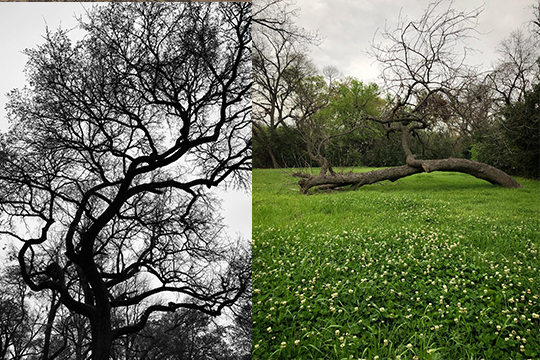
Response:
[252, 168, 540, 360]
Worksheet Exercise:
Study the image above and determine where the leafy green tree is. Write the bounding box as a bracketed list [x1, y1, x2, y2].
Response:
[294, 75, 384, 174]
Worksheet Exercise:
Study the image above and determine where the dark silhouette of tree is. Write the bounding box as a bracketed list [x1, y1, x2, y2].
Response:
[123, 308, 236, 360]
[295, 0, 522, 193]
[533, 0, 540, 35]
[227, 297, 251, 360]
[224, 248, 251, 359]
[0, 2, 251, 359]
[0, 264, 45, 360]
[0, 267, 30, 360]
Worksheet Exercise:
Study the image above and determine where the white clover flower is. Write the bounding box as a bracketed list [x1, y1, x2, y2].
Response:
[281, 342, 287, 348]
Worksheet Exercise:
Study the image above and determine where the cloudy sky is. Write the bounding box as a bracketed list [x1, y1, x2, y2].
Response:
[292, 0, 536, 82]
[0, 3, 251, 242]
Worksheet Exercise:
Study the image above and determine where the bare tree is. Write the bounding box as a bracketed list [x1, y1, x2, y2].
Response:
[295, 0, 521, 193]
[253, 0, 320, 45]
[533, 0, 540, 36]
[126, 307, 234, 360]
[253, 41, 316, 167]
[253, 0, 322, 168]
[0, 3, 251, 359]
[0, 262, 54, 360]
[0, 266, 33, 360]
[486, 29, 539, 106]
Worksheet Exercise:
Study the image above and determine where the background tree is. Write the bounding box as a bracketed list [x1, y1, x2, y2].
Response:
[471, 82, 540, 179]
[253, 45, 315, 167]
[0, 265, 36, 360]
[253, 0, 321, 168]
[225, 250, 251, 360]
[470, 4, 540, 180]
[532, 0, 540, 36]
[295, 0, 522, 193]
[486, 29, 539, 106]
[124, 307, 235, 360]
[0, 3, 251, 359]
[294, 75, 383, 175]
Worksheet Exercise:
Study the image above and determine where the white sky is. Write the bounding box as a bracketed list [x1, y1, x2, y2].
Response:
[0, 3, 251, 243]
[292, 0, 536, 82]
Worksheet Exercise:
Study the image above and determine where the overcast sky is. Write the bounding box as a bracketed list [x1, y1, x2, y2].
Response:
[292, 0, 536, 83]
[0, 3, 251, 243]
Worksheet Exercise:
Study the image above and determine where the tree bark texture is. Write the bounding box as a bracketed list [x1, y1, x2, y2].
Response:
[90, 315, 113, 360]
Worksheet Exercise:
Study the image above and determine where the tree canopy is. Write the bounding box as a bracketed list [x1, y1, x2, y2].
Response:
[0, 2, 251, 359]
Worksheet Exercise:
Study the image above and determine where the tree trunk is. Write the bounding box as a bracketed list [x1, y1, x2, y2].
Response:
[90, 315, 113, 360]
[294, 123, 522, 193]
[294, 158, 522, 194]
[41, 291, 62, 360]
[268, 147, 279, 169]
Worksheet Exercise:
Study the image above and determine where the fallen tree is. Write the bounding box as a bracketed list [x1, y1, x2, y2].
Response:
[292, 0, 523, 194]
[294, 122, 521, 194]
[294, 159, 522, 194]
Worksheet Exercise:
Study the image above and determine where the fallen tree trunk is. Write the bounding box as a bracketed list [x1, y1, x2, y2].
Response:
[293, 158, 522, 194]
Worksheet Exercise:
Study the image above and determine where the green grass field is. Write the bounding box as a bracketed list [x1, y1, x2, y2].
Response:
[252, 168, 540, 360]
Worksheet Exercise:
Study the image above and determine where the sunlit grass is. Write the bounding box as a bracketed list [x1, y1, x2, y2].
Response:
[253, 168, 540, 360]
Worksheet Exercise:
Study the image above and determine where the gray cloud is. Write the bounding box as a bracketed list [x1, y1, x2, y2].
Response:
[293, 0, 536, 82]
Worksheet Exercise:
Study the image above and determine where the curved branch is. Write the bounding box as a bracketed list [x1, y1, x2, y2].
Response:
[295, 158, 522, 194]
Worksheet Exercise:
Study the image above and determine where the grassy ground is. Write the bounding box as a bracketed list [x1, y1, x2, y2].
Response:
[252, 168, 540, 360]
